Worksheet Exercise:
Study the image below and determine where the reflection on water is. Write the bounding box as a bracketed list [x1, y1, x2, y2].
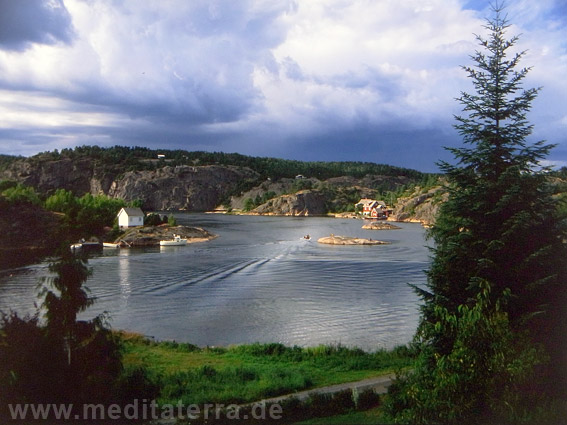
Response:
[0, 214, 430, 351]
[118, 253, 131, 310]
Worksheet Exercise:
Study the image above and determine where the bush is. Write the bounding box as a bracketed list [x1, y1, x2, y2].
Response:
[356, 388, 381, 410]
[0, 312, 67, 411]
[145, 212, 167, 226]
[307, 389, 355, 417]
[1, 183, 41, 205]
[112, 367, 160, 405]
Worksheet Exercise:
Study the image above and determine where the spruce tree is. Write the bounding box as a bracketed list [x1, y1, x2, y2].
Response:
[385, 4, 567, 423]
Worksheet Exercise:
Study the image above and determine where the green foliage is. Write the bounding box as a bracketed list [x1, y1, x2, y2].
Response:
[0, 256, 124, 421]
[122, 338, 415, 408]
[0, 179, 18, 192]
[0, 312, 67, 410]
[242, 191, 278, 211]
[385, 6, 567, 424]
[291, 178, 314, 192]
[77, 193, 127, 235]
[32, 144, 425, 181]
[385, 283, 547, 424]
[158, 364, 311, 405]
[0, 154, 22, 171]
[44, 188, 78, 212]
[145, 212, 167, 226]
[44, 189, 127, 237]
[243, 197, 256, 212]
[307, 390, 356, 418]
[39, 253, 94, 339]
[1, 182, 41, 205]
[318, 184, 372, 213]
[111, 367, 160, 405]
[355, 389, 381, 411]
[143, 212, 176, 227]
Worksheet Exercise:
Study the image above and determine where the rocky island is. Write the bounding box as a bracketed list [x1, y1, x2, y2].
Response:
[361, 221, 402, 230]
[317, 235, 391, 246]
[117, 225, 217, 247]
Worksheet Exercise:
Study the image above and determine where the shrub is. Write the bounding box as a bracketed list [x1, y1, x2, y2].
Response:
[1, 183, 41, 205]
[307, 389, 355, 417]
[356, 388, 381, 410]
[145, 212, 166, 226]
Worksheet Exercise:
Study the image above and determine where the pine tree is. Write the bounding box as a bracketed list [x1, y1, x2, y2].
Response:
[38, 251, 123, 405]
[424, 4, 567, 360]
[384, 4, 567, 423]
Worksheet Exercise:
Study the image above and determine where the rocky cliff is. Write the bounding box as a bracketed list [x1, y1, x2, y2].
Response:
[0, 157, 112, 195]
[107, 165, 258, 211]
[389, 186, 448, 226]
[230, 174, 413, 213]
[1, 158, 259, 211]
[1, 153, 435, 216]
[251, 190, 327, 216]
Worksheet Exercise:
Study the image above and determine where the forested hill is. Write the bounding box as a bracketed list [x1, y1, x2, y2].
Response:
[0, 145, 424, 181]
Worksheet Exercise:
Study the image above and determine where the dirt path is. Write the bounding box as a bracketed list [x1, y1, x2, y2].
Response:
[247, 372, 396, 406]
[153, 374, 396, 424]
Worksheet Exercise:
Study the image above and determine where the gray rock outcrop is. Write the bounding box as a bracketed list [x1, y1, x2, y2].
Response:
[252, 190, 327, 216]
[108, 165, 259, 211]
[390, 186, 448, 226]
[1, 158, 260, 211]
[317, 235, 390, 245]
[1, 158, 101, 195]
[362, 222, 402, 230]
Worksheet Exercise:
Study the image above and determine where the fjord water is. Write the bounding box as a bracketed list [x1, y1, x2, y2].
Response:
[0, 214, 429, 351]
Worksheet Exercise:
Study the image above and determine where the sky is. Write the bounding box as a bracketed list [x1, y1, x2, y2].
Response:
[0, 0, 565, 172]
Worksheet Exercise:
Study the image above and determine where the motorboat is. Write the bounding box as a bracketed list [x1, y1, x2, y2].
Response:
[159, 234, 188, 246]
[70, 239, 103, 252]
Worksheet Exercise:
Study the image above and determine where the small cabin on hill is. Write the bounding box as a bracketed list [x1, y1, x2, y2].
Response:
[117, 207, 144, 228]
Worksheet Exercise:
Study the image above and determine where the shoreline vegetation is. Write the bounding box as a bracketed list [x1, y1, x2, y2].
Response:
[118, 331, 415, 421]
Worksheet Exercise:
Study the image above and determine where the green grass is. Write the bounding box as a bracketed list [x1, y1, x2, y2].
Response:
[119, 333, 415, 406]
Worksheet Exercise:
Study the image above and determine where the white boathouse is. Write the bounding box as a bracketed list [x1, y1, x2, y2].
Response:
[117, 207, 144, 228]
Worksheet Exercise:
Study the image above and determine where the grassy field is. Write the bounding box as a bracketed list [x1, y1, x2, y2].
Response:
[119, 332, 414, 406]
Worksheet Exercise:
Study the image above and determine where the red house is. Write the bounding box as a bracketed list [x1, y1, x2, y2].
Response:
[355, 199, 390, 219]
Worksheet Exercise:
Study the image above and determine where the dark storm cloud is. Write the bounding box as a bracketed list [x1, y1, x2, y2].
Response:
[246, 125, 458, 173]
[0, 0, 74, 51]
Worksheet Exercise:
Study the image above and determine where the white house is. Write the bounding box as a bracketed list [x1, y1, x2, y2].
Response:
[117, 207, 144, 228]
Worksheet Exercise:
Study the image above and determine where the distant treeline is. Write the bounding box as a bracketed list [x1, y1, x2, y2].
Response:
[1, 145, 426, 180]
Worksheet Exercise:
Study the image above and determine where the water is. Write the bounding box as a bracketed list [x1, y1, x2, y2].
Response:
[0, 214, 430, 351]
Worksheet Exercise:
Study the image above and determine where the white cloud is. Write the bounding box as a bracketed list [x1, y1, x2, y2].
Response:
[0, 0, 564, 170]
[251, 0, 481, 136]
